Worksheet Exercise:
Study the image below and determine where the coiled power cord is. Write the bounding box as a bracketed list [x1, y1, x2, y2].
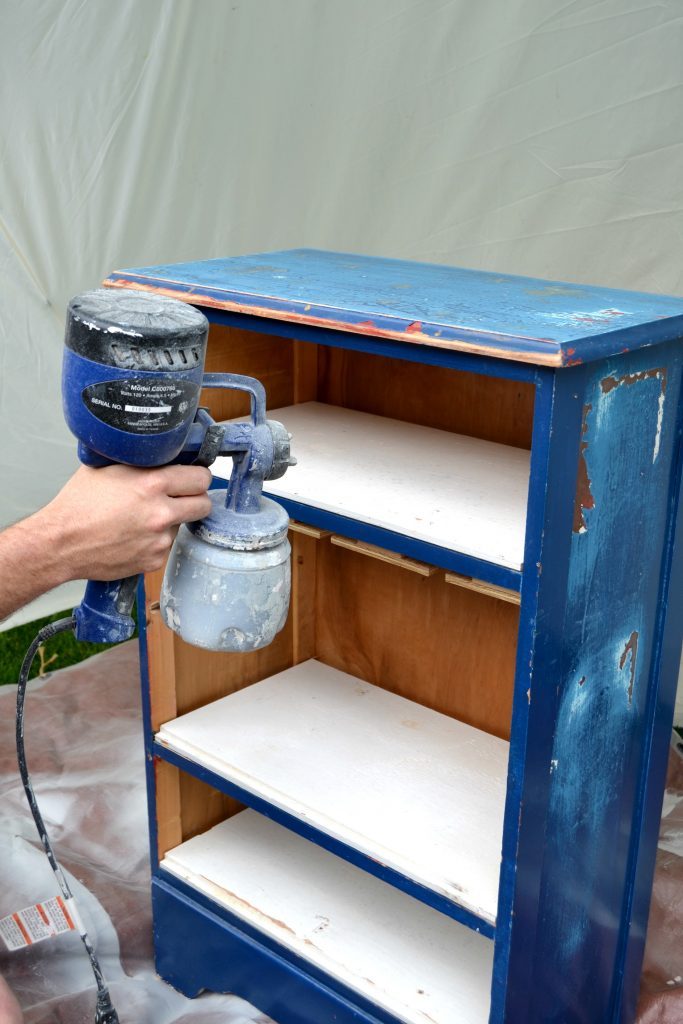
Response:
[15, 617, 120, 1024]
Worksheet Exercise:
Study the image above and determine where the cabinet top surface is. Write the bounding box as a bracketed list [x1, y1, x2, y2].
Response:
[104, 248, 683, 367]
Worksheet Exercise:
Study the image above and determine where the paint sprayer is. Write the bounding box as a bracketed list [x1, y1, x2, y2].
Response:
[64, 286, 295, 650]
[15, 288, 295, 1022]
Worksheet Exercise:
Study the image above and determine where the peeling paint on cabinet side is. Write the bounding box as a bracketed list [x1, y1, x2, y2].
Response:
[497, 340, 683, 1024]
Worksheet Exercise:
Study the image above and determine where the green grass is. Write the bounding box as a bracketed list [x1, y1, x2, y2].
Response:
[0, 608, 137, 686]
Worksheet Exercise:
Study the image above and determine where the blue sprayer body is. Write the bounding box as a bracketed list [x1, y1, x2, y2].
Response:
[61, 288, 294, 646]
[62, 347, 205, 469]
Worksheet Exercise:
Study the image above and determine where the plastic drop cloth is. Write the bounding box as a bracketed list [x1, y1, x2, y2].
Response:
[0, 641, 271, 1024]
[0, 639, 681, 1023]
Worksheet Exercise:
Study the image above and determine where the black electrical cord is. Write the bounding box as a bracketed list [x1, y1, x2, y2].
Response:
[16, 617, 120, 1024]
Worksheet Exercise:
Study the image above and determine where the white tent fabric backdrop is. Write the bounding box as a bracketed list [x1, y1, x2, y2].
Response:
[1, 0, 682, 717]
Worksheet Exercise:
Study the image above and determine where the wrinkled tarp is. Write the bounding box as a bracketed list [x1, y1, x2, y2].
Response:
[0, 642, 271, 1024]
[0, 641, 682, 1022]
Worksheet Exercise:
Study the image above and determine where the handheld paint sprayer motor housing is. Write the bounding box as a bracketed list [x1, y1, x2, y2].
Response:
[14, 288, 296, 1023]
[62, 286, 296, 650]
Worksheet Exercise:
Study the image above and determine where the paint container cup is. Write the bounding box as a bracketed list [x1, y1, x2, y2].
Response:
[160, 489, 291, 652]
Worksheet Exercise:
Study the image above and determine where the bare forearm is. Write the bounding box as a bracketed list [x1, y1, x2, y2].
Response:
[0, 510, 73, 622]
[0, 463, 212, 624]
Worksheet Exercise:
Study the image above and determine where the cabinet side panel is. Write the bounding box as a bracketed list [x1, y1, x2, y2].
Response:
[155, 759, 182, 859]
[318, 347, 534, 448]
[315, 542, 519, 739]
[144, 567, 178, 730]
[178, 772, 244, 843]
[504, 344, 683, 1023]
[619, 433, 683, 1021]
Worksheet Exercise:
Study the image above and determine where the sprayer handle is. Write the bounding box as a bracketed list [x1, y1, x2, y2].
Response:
[73, 577, 138, 643]
[201, 372, 267, 426]
[77, 441, 115, 468]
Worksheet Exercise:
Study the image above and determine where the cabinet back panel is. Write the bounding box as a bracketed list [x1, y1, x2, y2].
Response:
[201, 326, 533, 449]
[172, 620, 294, 717]
[315, 542, 518, 740]
[317, 347, 534, 448]
[201, 324, 295, 420]
[169, 531, 318, 716]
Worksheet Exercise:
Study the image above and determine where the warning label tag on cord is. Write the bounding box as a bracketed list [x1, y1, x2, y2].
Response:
[0, 896, 77, 950]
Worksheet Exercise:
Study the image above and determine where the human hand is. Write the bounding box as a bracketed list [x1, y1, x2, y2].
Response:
[36, 463, 213, 582]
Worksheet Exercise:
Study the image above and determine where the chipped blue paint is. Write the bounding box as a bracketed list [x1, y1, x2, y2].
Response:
[617, 395, 683, 1022]
[104, 249, 683, 367]
[491, 365, 587, 1021]
[499, 341, 683, 1023]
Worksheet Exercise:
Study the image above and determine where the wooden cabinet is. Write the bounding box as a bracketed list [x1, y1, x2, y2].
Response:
[107, 250, 683, 1024]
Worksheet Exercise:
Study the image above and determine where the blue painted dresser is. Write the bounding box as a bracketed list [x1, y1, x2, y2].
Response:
[105, 250, 683, 1024]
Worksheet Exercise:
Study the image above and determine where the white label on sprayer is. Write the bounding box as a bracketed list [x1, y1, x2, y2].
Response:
[124, 404, 173, 414]
[0, 896, 77, 950]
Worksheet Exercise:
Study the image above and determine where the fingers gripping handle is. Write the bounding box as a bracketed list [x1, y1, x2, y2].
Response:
[72, 374, 271, 644]
[73, 577, 138, 643]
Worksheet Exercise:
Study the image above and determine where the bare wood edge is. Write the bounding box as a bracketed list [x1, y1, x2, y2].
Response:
[289, 520, 331, 539]
[444, 571, 521, 605]
[145, 582, 178, 731]
[330, 535, 436, 576]
[102, 277, 564, 366]
[155, 758, 182, 859]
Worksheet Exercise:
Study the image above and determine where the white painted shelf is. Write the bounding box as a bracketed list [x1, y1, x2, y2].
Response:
[163, 810, 494, 1024]
[157, 659, 508, 925]
[213, 402, 530, 571]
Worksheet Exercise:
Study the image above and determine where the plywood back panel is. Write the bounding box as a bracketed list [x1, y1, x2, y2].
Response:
[155, 759, 182, 859]
[317, 347, 534, 448]
[198, 325, 532, 449]
[146, 535, 316, 724]
[172, 619, 293, 718]
[314, 541, 518, 740]
[200, 324, 296, 420]
[166, 531, 315, 845]
[170, 531, 320, 716]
